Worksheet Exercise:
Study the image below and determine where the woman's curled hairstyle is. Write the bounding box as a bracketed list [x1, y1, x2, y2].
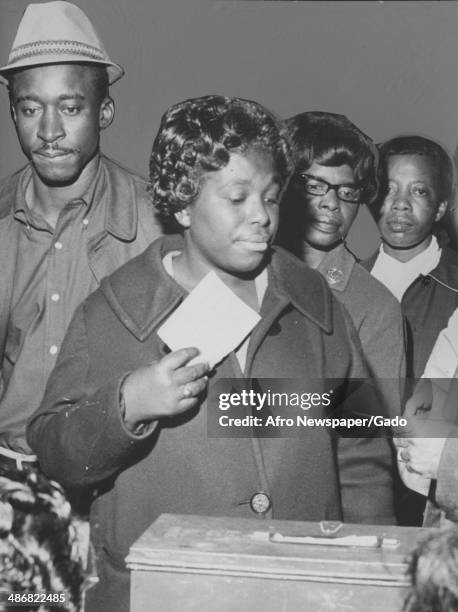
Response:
[149, 95, 293, 229]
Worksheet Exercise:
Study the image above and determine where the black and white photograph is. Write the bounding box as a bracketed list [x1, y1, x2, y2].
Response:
[1, 1, 458, 611]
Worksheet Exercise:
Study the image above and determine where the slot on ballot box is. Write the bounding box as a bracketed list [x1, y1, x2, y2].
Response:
[126, 513, 432, 612]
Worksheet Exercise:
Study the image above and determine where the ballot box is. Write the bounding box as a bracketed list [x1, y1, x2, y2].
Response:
[126, 513, 431, 612]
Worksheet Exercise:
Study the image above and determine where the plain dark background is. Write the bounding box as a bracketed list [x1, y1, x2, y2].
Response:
[1, 0, 457, 257]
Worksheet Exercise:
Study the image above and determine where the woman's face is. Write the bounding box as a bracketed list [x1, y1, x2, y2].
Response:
[176, 149, 282, 277]
[376, 154, 446, 253]
[295, 162, 360, 250]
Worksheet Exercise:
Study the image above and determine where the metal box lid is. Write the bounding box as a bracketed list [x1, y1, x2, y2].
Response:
[127, 514, 432, 587]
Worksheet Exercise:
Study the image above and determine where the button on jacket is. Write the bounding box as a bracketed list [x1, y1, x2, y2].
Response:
[28, 235, 396, 612]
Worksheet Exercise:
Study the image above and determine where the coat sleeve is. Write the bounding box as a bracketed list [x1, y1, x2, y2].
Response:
[337, 305, 397, 525]
[27, 301, 155, 489]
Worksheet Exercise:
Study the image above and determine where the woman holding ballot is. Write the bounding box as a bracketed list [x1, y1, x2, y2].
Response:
[27, 95, 395, 612]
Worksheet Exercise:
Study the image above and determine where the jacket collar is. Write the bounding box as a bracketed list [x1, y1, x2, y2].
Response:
[100, 234, 185, 341]
[363, 244, 458, 292]
[316, 242, 356, 293]
[100, 235, 334, 341]
[0, 167, 22, 221]
[268, 245, 333, 332]
[0, 155, 139, 241]
[361, 250, 377, 272]
[92, 155, 138, 241]
[428, 246, 458, 292]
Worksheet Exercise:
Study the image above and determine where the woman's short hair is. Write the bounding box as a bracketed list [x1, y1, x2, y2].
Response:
[149, 95, 293, 230]
[403, 527, 458, 612]
[286, 111, 379, 205]
[378, 135, 454, 204]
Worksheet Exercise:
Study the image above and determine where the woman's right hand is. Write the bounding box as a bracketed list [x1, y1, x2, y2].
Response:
[121, 347, 209, 431]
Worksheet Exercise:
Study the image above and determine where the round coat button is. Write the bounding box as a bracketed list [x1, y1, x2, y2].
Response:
[250, 492, 271, 514]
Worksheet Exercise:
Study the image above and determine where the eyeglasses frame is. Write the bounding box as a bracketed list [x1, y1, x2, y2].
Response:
[295, 172, 362, 204]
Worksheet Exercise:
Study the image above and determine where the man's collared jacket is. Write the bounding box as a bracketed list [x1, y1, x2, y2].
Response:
[0, 155, 162, 450]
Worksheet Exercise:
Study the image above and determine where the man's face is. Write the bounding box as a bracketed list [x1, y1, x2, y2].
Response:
[296, 163, 360, 250]
[176, 149, 281, 277]
[377, 154, 447, 253]
[10, 64, 113, 186]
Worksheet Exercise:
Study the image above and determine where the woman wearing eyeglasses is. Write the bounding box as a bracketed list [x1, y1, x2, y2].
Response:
[279, 111, 406, 524]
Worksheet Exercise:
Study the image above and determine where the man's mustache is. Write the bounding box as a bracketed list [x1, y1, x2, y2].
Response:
[33, 144, 78, 155]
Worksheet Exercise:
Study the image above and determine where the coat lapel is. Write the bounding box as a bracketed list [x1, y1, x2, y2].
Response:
[99, 235, 186, 341]
[99, 241, 335, 347]
[86, 157, 140, 284]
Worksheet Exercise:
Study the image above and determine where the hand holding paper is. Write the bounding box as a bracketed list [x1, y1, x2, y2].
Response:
[122, 347, 209, 432]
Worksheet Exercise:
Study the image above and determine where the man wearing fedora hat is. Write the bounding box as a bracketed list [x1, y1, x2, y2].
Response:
[0, 2, 161, 468]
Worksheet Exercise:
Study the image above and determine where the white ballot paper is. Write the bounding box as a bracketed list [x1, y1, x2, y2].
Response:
[157, 270, 261, 368]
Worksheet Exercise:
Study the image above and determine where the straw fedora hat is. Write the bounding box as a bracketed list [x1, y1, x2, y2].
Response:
[0, 1, 124, 85]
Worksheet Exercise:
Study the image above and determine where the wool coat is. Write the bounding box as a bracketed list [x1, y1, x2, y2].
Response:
[28, 235, 396, 612]
[317, 243, 405, 523]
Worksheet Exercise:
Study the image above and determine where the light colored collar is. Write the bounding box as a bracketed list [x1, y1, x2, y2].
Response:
[372, 236, 441, 301]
